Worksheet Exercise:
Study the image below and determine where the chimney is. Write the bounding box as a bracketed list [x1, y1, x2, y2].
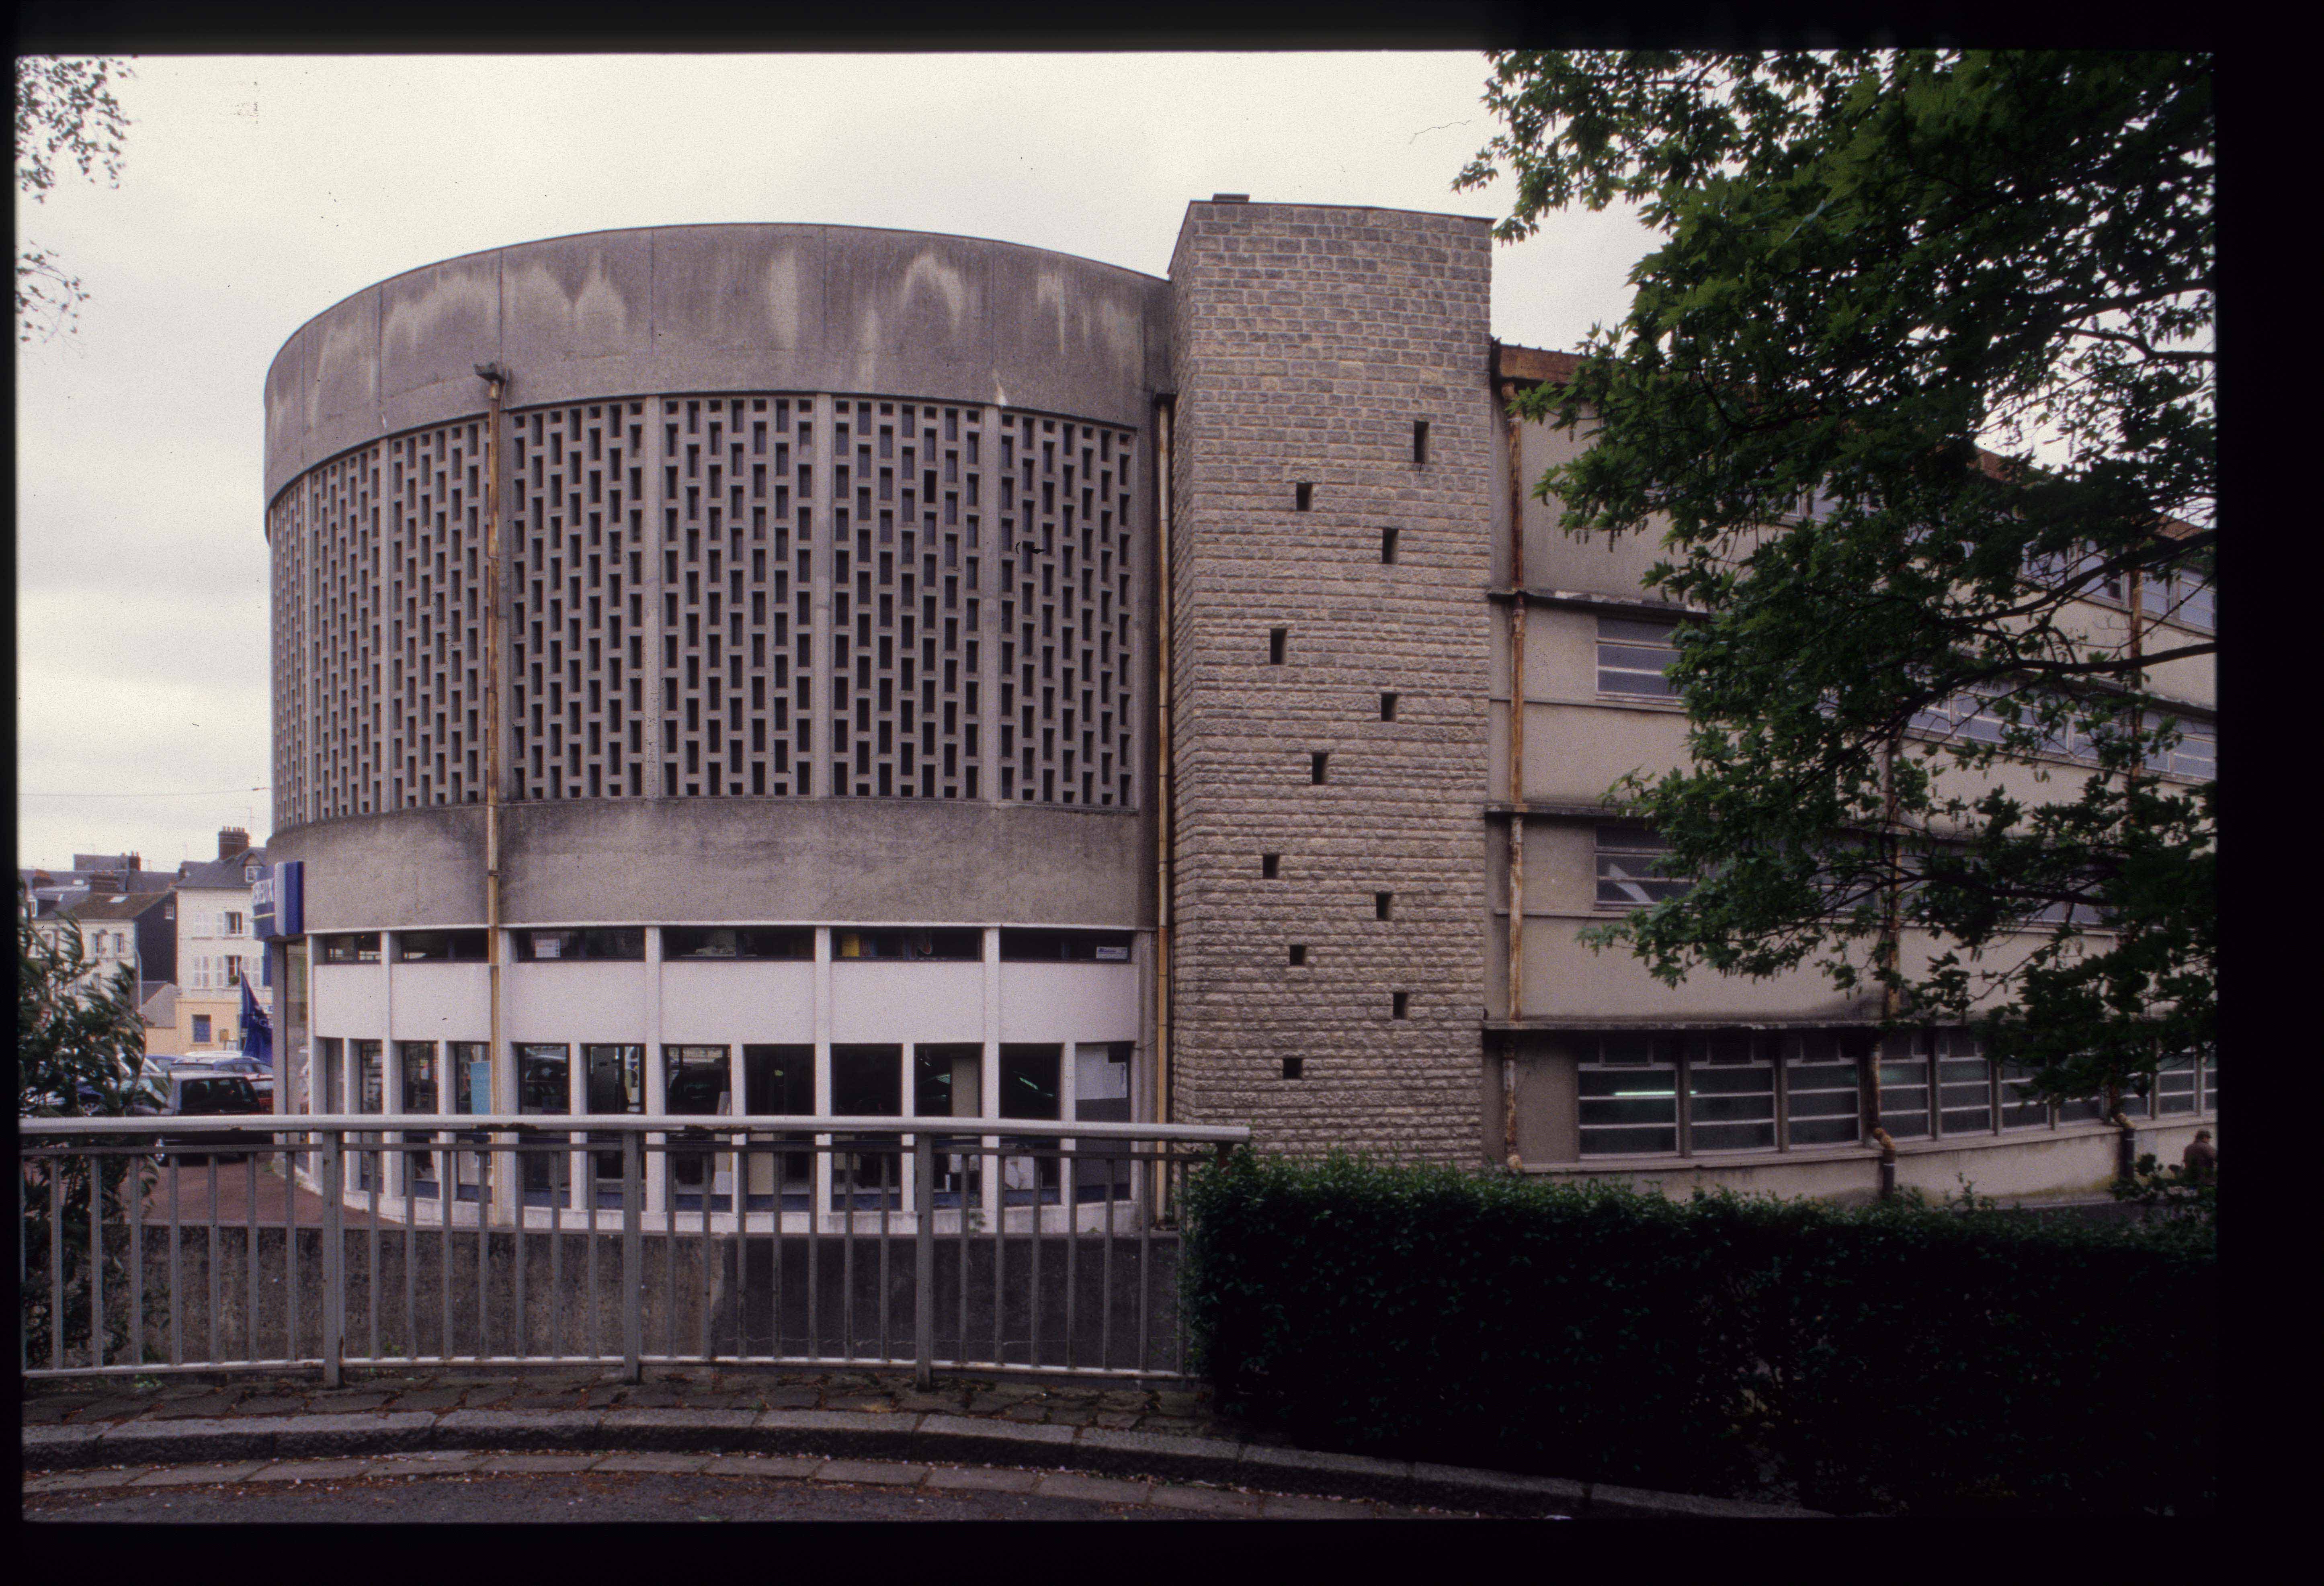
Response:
[92, 871, 125, 894]
[218, 827, 251, 861]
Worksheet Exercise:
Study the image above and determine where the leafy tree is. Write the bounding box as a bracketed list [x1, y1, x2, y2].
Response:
[15, 55, 135, 342]
[19, 884, 164, 1365]
[1458, 51, 2213, 1109]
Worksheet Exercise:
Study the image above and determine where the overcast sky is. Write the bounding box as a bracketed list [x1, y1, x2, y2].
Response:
[14, 51, 1658, 874]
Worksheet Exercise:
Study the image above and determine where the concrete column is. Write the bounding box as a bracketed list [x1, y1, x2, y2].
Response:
[813, 924, 834, 1226]
[982, 926, 1001, 1226]
[644, 925, 666, 1218]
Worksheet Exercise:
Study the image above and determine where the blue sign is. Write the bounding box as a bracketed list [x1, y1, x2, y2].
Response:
[253, 861, 303, 940]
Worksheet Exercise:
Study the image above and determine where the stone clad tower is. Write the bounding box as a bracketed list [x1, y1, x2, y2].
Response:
[1165, 199, 1496, 1160]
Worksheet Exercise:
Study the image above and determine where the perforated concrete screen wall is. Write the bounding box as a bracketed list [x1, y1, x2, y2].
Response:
[271, 393, 1139, 824]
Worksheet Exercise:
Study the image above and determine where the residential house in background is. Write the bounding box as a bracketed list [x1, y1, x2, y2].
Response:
[171, 828, 271, 1057]
[47, 888, 178, 1000]
[20, 852, 173, 920]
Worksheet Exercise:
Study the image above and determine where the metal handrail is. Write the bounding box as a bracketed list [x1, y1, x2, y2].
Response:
[21, 1113, 1240, 1387]
[22, 1115, 1251, 1141]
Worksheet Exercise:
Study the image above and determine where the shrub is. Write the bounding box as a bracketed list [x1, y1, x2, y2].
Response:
[1180, 1152, 2213, 1515]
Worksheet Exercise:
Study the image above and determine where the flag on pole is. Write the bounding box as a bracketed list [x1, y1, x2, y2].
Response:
[240, 974, 273, 1070]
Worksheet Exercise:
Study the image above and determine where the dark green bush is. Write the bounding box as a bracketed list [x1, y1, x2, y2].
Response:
[1179, 1152, 2214, 1515]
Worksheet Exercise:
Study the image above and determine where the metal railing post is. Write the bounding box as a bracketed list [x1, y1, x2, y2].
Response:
[621, 1127, 643, 1383]
[320, 1131, 344, 1387]
[914, 1129, 935, 1389]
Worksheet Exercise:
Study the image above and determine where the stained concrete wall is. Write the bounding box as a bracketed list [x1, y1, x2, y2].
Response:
[268, 795, 1151, 933]
[265, 225, 1173, 502]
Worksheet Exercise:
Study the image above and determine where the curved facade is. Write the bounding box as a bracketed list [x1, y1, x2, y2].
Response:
[266, 226, 1169, 1209]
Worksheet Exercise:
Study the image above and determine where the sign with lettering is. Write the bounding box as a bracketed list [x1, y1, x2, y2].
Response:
[253, 861, 304, 940]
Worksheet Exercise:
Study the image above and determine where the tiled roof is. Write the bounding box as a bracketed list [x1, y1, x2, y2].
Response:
[64, 891, 175, 923]
[174, 847, 268, 890]
[20, 867, 172, 894]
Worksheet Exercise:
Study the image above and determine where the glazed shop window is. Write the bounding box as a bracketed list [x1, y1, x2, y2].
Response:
[319, 932, 382, 965]
[832, 927, 982, 961]
[397, 929, 488, 962]
[663, 926, 814, 960]
[514, 927, 646, 962]
[1595, 828, 1691, 908]
[1595, 615, 1680, 698]
[998, 928, 1133, 962]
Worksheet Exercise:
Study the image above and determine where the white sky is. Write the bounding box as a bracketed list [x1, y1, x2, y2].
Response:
[14, 51, 1658, 873]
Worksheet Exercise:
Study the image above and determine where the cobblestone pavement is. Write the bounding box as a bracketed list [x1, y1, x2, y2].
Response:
[23, 1457, 1487, 1521]
[22, 1365, 1247, 1441]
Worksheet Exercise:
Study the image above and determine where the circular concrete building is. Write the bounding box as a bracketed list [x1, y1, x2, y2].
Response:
[265, 224, 1170, 1213]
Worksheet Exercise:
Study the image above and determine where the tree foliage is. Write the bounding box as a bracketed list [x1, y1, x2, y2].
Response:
[15, 55, 135, 342]
[1458, 51, 2213, 1105]
[19, 885, 164, 1365]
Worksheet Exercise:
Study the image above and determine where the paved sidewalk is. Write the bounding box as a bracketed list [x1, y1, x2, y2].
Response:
[22, 1368, 1824, 1518]
[23, 1365, 1229, 1439]
[24, 1453, 1477, 1521]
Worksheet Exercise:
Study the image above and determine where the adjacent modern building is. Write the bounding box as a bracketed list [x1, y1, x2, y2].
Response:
[260, 201, 2215, 1217]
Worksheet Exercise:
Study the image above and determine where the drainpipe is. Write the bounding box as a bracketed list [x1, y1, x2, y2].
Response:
[1500, 380, 1527, 1171]
[2115, 566, 2148, 1182]
[1153, 395, 1177, 1207]
[477, 362, 511, 1220]
[1873, 734, 1902, 1198]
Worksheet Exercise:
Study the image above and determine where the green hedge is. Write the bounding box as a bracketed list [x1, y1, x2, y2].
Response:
[1179, 1153, 2214, 1515]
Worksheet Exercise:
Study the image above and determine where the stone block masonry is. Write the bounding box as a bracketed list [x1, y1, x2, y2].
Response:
[1167, 202, 1495, 1161]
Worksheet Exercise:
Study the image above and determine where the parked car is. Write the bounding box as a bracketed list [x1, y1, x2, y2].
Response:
[178, 1053, 275, 1098]
[159, 1068, 275, 1164]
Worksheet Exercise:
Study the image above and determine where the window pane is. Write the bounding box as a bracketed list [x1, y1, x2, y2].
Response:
[1939, 1054, 1993, 1134]
[398, 1042, 438, 1112]
[516, 1045, 569, 1112]
[398, 930, 487, 962]
[1580, 1059, 1678, 1155]
[321, 932, 381, 965]
[1596, 829, 1691, 906]
[744, 1045, 815, 1116]
[2199, 1051, 2219, 1114]
[913, 1043, 978, 1117]
[584, 1045, 645, 1114]
[1074, 1041, 1133, 1120]
[1596, 616, 1679, 696]
[999, 1044, 1062, 1120]
[2000, 1061, 2049, 1129]
[1688, 1051, 1773, 1151]
[1879, 1057, 1932, 1139]
[999, 928, 1135, 962]
[829, 1045, 900, 1117]
[832, 927, 983, 961]
[2156, 1054, 2197, 1115]
[663, 1046, 732, 1115]
[1785, 1042, 1862, 1147]
[663, 926, 813, 960]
